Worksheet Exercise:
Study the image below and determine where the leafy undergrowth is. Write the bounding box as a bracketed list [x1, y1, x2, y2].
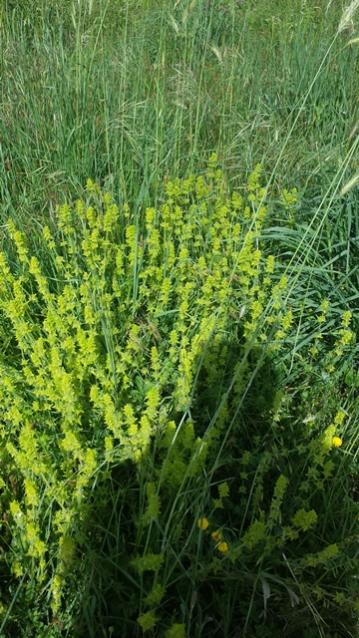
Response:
[0, 159, 356, 637]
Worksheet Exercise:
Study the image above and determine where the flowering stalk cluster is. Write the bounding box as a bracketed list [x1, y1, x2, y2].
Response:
[0, 157, 355, 631]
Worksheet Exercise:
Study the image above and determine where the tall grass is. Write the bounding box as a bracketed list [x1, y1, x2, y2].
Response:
[1, 1, 359, 216]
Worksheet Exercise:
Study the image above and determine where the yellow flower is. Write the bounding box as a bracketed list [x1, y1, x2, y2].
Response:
[332, 436, 343, 448]
[197, 517, 209, 530]
[211, 530, 222, 542]
[217, 541, 229, 554]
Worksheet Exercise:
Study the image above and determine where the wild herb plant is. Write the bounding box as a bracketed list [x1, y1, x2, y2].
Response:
[0, 159, 356, 636]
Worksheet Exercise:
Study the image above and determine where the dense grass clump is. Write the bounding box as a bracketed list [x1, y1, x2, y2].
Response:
[1, 0, 359, 221]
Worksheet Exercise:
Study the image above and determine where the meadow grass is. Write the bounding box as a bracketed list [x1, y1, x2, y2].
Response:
[1, 0, 358, 213]
[0, 0, 358, 636]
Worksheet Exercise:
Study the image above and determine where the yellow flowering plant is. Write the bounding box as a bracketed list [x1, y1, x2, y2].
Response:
[0, 157, 289, 626]
[0, 157, 356, 637]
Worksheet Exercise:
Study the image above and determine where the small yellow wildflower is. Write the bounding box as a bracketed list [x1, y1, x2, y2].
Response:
[332, 436, 343, 448]
[217, 541, 229, 554]
[211, 530, 222, 542]
[341, 310, 352, 328]
[197, 517, 209, 530]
